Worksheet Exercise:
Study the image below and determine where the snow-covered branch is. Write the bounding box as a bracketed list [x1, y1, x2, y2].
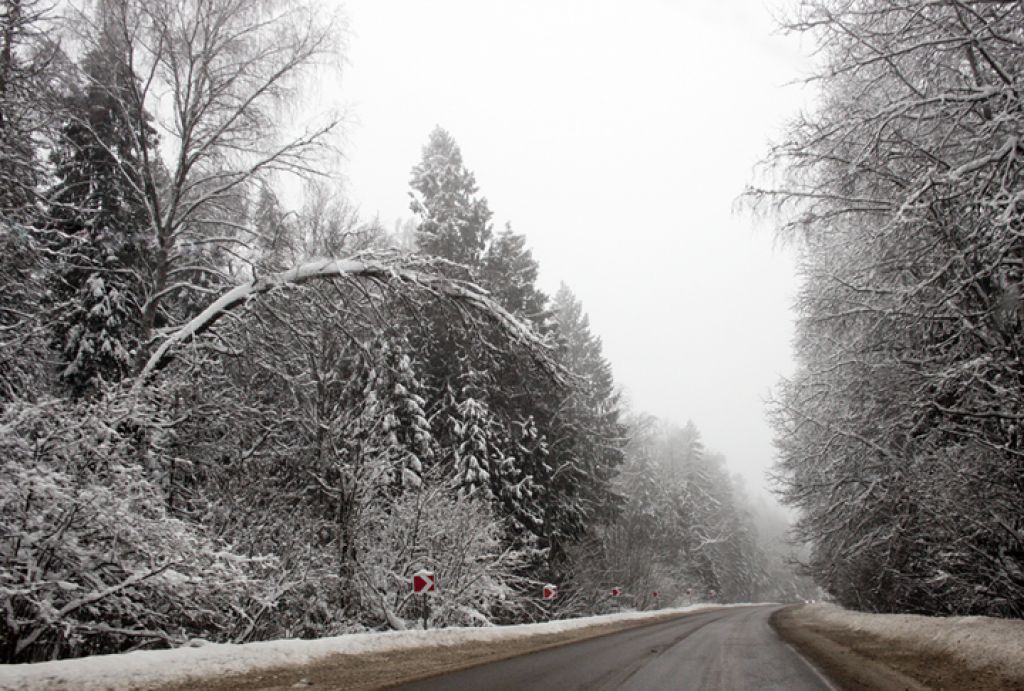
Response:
[137, 255, 558, 385]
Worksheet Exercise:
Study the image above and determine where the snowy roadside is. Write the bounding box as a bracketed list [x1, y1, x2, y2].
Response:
[0, 603, 750, 690]
[777, 603, 1024, 690]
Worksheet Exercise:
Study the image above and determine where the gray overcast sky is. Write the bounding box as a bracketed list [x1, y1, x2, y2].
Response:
[328, 0, 814, 494]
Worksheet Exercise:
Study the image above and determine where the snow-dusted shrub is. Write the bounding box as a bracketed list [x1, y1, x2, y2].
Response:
[354, 471, 532, 629]
[0, 396, 272, 662]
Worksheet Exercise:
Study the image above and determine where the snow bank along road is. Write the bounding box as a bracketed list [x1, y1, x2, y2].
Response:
[0, 604, 755, 690]
[14, 602, 1022, 689]
[774, 603, 1024, 691]
[397, 605, 832, 690]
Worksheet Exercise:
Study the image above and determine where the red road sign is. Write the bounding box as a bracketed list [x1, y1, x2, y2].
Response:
[610, 587, 622, 597]
[413, 569, 435, 595]
[543, 584, 557, 600]
[652, 591, 658, 598]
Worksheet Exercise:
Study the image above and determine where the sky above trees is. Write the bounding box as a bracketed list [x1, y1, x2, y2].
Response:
[330, 0, 816, 494]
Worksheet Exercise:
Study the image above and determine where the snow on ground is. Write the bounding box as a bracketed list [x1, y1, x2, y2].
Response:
[803, 602, 1024, 678]
[0, 603, 756, 690]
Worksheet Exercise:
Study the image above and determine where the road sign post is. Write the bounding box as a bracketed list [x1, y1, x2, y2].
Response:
[543, 584, 558, 600]
[413, 569, 436, 630]
[413, 569, 436, 595]
[607, 587, 623, 611]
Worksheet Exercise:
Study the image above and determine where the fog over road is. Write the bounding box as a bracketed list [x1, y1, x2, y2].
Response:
[394, 605, 832, 691]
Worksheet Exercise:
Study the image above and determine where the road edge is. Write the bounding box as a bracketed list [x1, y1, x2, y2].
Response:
[770, 605, 930, 691]
[780, 639, 841, 691]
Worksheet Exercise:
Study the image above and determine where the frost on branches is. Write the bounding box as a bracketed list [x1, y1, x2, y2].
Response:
[751, 0, 1024, 617]
[0, 396, 272, 663]
[355, 470, 534, 630]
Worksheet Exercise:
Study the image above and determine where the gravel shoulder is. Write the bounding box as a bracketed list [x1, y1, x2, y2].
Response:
[771, 605, 1024, 691]
[158, 610, 702, 691]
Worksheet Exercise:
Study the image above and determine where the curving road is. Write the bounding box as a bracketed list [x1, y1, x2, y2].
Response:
[393, 605, 835, 691]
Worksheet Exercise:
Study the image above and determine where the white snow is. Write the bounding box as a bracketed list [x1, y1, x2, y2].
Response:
[135, 255, 553, 385]
[802, 603, 1024, 678]
[0, 604, 749, 690]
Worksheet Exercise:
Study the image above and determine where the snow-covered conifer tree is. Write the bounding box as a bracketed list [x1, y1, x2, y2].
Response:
[46, 43, 156, 395]
[374, 341, 434, 490]
[480, 224, 549, 327]
[409, 126, 492, 270]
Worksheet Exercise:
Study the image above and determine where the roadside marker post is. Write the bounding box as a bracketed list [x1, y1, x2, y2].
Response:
[606, 587, 623, 612]
[413, 569, 435, 595]
[412, 569, 435, 630]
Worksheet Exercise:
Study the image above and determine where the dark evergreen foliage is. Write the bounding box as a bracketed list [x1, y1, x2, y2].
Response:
[409, 126, 492, 270]
[47, 46, 155, 395]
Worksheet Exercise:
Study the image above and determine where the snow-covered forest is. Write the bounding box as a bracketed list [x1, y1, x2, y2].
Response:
[753, 0, 1024, 618]
[0, 0, 811, 663]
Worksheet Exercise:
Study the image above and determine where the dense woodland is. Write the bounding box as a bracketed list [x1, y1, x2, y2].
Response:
[755, 0, 1024, 618]
[0, 0, 810, 663]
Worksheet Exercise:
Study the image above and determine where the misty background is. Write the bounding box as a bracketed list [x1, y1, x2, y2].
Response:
[333, 0, 814, 497]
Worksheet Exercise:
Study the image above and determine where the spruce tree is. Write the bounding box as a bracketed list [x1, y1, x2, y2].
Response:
[47, 45, 155, 395]
[480, 223, 549, 326]
[544, 284, 625, 556]
[409, 126, 492, 270]
[405, 129, 629, 575]
[407, 129, 552, 546]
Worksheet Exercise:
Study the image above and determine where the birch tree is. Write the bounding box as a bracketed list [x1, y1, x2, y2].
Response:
[753, 0, 1024, 616]
[71, 0, 343, 370]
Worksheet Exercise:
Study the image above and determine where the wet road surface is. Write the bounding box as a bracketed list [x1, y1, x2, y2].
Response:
[394, 605, 833, 690]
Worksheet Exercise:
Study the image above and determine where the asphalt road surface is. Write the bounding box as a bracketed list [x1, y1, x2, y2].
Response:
[394, 605, 834, 691]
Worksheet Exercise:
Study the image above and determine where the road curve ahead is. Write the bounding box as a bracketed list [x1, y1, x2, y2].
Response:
[394, 605, 833, 691]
